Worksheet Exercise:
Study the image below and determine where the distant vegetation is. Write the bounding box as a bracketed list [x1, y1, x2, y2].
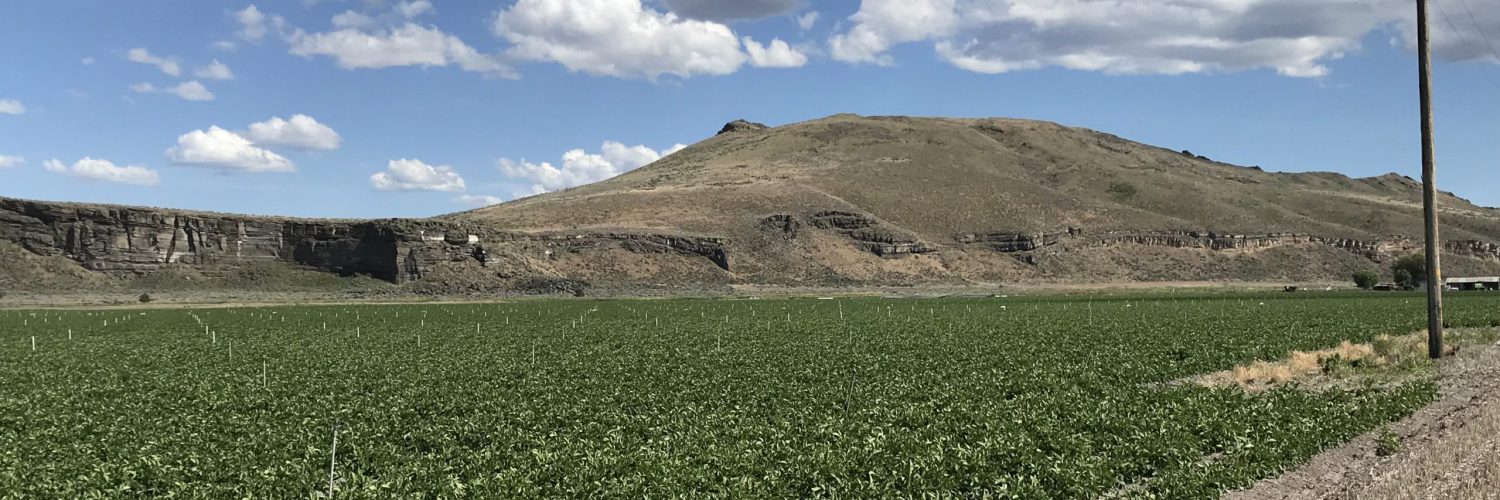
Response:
[1353, 269, 1382, 289]
[1392, 254, 1427, 289]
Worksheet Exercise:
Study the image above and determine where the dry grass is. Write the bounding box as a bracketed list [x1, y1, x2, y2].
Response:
[1228, 327, 1500, 500]
[1355, 398, 1500, 499]
[1195, 332, 1470, 391]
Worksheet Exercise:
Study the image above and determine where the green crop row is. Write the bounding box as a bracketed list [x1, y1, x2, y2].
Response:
[1, 293, 1497, 498]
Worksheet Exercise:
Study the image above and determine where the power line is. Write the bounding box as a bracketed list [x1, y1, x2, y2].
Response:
[1453, 0, 1500, 65]
[1431, 0, 1500, 91]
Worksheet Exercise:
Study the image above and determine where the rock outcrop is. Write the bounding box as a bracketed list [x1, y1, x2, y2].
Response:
[0, 197, 731, 285]
[956, 228, 1500, 263]
[806, 211, 936, 257]
[717, 119, 768, 135]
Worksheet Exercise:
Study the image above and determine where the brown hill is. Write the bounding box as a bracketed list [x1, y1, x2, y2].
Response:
[448, 114, 1500, 284]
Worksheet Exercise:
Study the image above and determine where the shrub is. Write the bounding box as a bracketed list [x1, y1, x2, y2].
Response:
[1106, 182, 1137, 200]
[1352, 269, 1381, 290]
[1391, 254, 1426, 288]
[1375, 427, 1401, 457]
[138, 293, 153, 303]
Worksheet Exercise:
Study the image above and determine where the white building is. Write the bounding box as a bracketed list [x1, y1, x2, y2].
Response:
[1446, 277, 1500, 291]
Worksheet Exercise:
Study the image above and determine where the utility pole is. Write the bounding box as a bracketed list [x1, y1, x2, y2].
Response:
[1417, 0, 1444, 359]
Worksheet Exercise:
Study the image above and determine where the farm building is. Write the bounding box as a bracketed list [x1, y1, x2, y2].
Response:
[1446, 277, 1500, 291]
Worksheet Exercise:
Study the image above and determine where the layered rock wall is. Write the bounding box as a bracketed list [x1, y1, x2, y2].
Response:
[0, 197, 732, 284]
[957, 228, 1500, 262]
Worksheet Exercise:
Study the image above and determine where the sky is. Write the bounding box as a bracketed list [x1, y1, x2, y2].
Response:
[1, 0, 1498, 219]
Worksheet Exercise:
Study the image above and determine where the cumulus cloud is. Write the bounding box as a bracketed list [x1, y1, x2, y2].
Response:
[195, 59, 235, 80]
[0, 155, 24, 168]
[662, 0, 802, 22]
[498, 141, 686, 194]
[43, 157, 160, 186]
[245, 114, 341, 151]
[744, 37, 809, 67]
[825, 0, 1495, 77]
[0, 99, 24, 115]
[829, 0, 956, 66]
[289, 23, 512, 76]
[370, 159, 467, 192]
[167, 126, 294, 173]
[126, 48, 182, 76]
[493, 0, 748, 79]
[452, 194, 504, 207]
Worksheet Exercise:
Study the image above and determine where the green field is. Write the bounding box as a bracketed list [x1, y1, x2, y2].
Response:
[3, 293, 1499, 498]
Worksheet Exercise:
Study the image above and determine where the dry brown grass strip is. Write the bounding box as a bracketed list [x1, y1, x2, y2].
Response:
[1193, 332, 1459, 391]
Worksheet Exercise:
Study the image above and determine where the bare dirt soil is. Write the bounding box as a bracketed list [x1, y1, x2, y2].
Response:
[1228, 335, 1500, 499]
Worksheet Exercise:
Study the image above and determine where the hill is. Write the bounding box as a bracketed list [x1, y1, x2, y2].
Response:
[448, 114, 1500, 285]
[3, 114, 1498, 295]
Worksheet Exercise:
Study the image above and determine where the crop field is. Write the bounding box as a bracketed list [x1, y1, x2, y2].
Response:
[3, 293, 1500, 498]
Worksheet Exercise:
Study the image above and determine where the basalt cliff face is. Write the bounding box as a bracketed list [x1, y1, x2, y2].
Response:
[0, 197, 466, 282]
[0, 197, 730, 291]
[5, 114, 1500, 293]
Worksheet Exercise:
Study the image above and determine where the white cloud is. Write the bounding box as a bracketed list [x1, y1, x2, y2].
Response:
[370, 159, 467, 192]
[127, 48, 182, 76]
[167, 126, 294, 173]
[43, 157, 160, 186]
[171, 81, 215, 101]
[195, 59, 236, 80]
[662, 0, 802, 22]
[213, 40, 239, 51]
[0, 99, 24, 115]
[493, 0, 748, 80]
[289, 23, 512, 77]
[826, 0, 1435, 77]
[452, 194, 504, 207]
[134, 82, 213, 101]
[331, 10, 376, 29]
[797, 11, 819, 31]
[498, 141, 686, 193]
[744, 37, 809, 67]
[332, 0, 432, 28]
[829, 0, 956, 65]
[395, 0, 434, 19]
[81, 57, 96, 65]
[236, 5, 269, 41]
[1395, 0, 1500, 62]
[0, 155, 24, 168]
[245, 114, 342, 151]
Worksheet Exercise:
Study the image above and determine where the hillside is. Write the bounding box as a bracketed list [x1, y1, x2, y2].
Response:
[448, 114, 1500, 285]
[3, 114, 1499, 294]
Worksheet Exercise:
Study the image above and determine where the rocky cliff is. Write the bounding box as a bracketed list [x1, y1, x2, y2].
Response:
[0, 197, 731, 288]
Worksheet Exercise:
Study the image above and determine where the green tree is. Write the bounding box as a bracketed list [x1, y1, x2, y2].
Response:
[1352, 269, 1381, 289]
[1392, 254, 1426, 288]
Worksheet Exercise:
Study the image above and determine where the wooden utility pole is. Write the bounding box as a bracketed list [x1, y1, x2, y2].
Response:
[1417, 0, 1444, 359]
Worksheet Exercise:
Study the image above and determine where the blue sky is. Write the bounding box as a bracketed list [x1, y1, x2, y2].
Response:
[1, 0, 1498, 218]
